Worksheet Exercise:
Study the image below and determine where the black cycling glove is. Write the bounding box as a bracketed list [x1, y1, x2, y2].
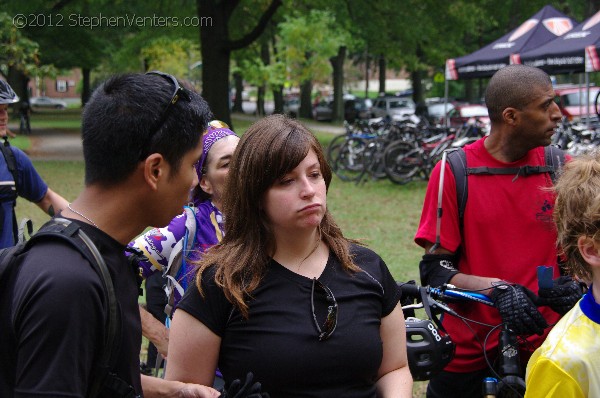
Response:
[220, 372, 270, 398]
[490, 283, 548, 336]
[538, 276, 584, 316]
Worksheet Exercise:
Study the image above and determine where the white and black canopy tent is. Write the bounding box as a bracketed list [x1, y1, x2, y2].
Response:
[520, 10, 600, 122]
[442, 5, 575, 125]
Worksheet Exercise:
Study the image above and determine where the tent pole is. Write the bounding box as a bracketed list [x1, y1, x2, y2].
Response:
[444, 78, 449, 128]
[579, 73, 583, 118]
[586, 72, 590, 129]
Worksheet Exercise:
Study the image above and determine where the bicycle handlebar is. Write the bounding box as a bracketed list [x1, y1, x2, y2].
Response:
[399, 282, 494, 306]
[398, 281, 527, 398]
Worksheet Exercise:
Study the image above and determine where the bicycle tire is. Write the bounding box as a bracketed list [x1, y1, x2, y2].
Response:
[366, 139, 389, 180]
[383, 140, 423, 185]
[327, 134, 349, 167]
[429, 139, 454, 165]
[332, 137, 368, 182]
[595, 89, 600, 117]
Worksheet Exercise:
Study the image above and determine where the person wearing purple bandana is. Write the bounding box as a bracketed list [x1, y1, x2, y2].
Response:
[130, 120, 239, 360]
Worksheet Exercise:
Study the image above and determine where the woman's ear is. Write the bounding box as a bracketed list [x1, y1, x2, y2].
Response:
[144, 153, 164, 190]
[578, 236, 600, 268]
[199, 174, 213, 195]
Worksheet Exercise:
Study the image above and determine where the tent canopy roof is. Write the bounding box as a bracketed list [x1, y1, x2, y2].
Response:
[446, 5, 575, 80]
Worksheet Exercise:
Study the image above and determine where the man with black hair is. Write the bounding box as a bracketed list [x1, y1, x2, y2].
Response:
[0, 73, 220, 397]
[0, 80, 68, 248]
[415, 65, 582, 398]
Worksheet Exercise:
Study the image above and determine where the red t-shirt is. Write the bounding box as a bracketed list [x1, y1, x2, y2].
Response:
[415, 137, 562, 372]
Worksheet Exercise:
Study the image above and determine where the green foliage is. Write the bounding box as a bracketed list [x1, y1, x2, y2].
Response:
[141, 37, 200, 78]
[242, 58, 286, 89]
[277, 10, 350, 85]
[0, 12, 42, 77]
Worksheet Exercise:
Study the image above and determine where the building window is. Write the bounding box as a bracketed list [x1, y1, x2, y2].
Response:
[56, 80, 67, 92]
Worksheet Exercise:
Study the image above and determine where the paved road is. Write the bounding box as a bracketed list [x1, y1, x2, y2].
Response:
[233, 107, 346, 136]
[26, 128, 84, 161]
[14, 107, 345, 162]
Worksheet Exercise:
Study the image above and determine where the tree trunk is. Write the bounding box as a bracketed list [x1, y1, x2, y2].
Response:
[330, 46, 346, 122]
[365, 51, 370, 97]
[411, 70, 423, 104]
[272, 86, 283, 114]
[257, 86, 265, 116]
[8, 67, 28, 102]
[300, 80, 313, 119]
[199, 1, 232, 126]
[412, 45, 425, 104]
[197, 0, 282, 128]
[7, 67, 28, 118]
[378, 55, 386, 95]
[232, 71, 244, 113]
[257, 38, 270, 116]
[81, 67, 91, 106]
[270, 26, 283, 114]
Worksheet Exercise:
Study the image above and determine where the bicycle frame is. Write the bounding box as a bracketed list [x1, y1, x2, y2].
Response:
[399, 283, 527, 398]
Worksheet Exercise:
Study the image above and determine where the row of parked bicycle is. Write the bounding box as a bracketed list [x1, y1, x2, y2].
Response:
[326, 116, 600, 185]
[326, 117, 487, 185]
[552, 117, 600, 156]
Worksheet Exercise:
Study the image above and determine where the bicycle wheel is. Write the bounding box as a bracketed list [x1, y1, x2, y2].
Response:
[366, 139, 389, 180]
[429, 138, 454, 165]
[332, 137, 368, 182]
[383, 140, 423, 184]
[327, 134, 349, 167]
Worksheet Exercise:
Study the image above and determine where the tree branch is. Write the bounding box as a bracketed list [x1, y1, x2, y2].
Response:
[51, 0, 75, 12]
[223, 0, 242, 20]
[226, 0, 283, 51]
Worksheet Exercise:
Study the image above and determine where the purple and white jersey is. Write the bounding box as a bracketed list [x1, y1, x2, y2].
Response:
[129, 200, 225, 307]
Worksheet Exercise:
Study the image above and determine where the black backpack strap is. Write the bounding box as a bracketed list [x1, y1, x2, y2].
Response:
[466, 165, 554, 178]
[445, 145, 566, 254]
[28, 218, 135, 398]
[1, 137, 19, 243]
[445, 148, 468, 232]
[1, 137, 18, 190]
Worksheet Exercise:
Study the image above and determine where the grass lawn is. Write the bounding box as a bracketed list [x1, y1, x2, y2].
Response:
[13, 111, 429, 396]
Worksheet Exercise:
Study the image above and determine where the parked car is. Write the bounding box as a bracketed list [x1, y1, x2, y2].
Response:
[553, 85, 600, 121]
[312, 97, 374, 122]
[312, 99, 333, 121]
[424, 102, 455, 125]
[30, 96, 67, 110]
[345, 97, 373, 122]
[442, 104, 490, 130]
[371, 96, 415, 121]
[283, 97, 300, 118]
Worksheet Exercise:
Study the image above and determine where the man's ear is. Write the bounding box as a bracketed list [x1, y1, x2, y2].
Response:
[502, 107, 518, 126]
[578, 236, 600, 267]
[143, 153, 165, 190]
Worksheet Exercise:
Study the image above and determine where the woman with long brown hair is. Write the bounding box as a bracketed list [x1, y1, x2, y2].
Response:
[166, 115, 413, 397]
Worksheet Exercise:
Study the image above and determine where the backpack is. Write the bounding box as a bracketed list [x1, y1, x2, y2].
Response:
[0, 137, 19, 243]
[0, 217, 139, 398]
[445, 145, 566, 231]
[163, 205, 197, 319]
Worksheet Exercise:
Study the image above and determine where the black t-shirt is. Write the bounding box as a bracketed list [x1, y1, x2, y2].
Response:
[0, 219, 143, 398]
[178, 244, 400, 398]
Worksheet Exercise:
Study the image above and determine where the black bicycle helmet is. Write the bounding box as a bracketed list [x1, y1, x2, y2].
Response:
[0, 80, 19, 104]
[405, 317, 455, 381]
